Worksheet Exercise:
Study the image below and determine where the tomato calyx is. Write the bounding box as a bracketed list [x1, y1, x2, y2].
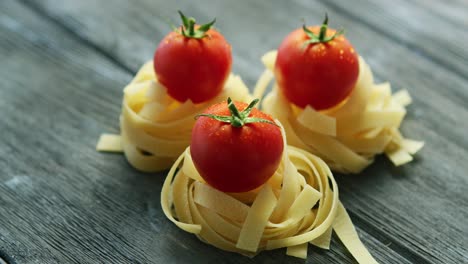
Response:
[196, 98, 277, 127]
[302, 13, 344, 45]
[176, 11, 216, 39]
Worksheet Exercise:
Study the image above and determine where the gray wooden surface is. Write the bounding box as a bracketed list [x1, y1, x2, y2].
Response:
[1, 0, 467, 263]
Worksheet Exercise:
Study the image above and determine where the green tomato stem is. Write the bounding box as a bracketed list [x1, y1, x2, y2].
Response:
[188, 17, 196, 36]
[302, 13, 344, 45]
[177, 10, 216, 39]
[318, 13, 329, 41]
[196, 98, 278, 128]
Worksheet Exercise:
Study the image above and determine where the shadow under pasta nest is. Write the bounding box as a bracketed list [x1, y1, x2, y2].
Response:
[333, 154, 414, 192]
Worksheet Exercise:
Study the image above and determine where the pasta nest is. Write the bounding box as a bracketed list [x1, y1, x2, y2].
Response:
[255, 51, 424, 174]
[161, 130, 376, 262]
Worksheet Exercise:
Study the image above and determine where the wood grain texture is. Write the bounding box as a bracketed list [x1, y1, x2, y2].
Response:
[407, 0, 468, 32]
[1, 0, 467, 263]
[318, 0, 468, 80]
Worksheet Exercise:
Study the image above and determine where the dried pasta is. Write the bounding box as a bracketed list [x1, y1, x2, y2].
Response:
[161, 138, 376, 262]
[257, 50, 424, 173]
[96, 61, 252, 171]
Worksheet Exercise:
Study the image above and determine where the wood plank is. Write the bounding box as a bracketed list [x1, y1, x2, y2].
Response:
[319, 0, 468, 80]
[408, 0, 468, 30]
[0, 1, 412, 263]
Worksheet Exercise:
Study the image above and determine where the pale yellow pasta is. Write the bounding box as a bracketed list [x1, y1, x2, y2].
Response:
[161, 143, 376, 262]
[333, 203, 378, 264]
[286, 243, 308, 259]
[257, 50, 424, 173]
[193, 181, 249, 223]
[96, 60, 252, 171]
[236, 185, 277, 252]
[310, 227, 332, 249]
[96, 134, 123, 152]
[297, 106, 336, 136]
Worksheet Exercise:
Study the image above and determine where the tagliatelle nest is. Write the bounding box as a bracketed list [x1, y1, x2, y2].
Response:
[160, 124, 377, 262]
[254, 51, 424, 174]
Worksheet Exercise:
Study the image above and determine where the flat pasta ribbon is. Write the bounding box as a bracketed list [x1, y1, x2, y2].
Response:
[96, 61, 252, 171]
[256, 51, 424, 173]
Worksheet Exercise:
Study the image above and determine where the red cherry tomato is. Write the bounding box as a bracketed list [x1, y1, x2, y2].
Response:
[154, 12, 232, 103]
[190, 98, 284, 193]
[275, 15, 359, 110]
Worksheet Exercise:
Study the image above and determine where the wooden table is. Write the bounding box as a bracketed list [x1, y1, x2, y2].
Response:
[1, 0, 467, 263]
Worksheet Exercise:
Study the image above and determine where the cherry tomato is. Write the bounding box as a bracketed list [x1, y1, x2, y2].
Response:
[190, 98, 284, 193]
[275, 15, 359, 110]
[154, 11, 232, 103]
